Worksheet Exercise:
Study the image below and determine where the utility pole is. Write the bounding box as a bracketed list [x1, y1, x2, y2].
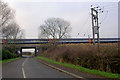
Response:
[91, 6, 103, 47]
[91, 8, 95, 45]
[96, 11, 100, 48]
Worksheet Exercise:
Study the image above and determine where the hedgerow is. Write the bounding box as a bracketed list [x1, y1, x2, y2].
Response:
[39, 43, 120, 74]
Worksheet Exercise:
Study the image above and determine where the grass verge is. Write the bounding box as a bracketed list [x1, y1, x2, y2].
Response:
[0, 57, 21, 64]
[37, 56, 120, 79]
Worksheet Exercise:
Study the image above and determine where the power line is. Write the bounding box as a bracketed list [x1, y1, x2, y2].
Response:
[99, 10, 108, 25]
[77, 15, 90, 37]
[91, 5, 103, 47]
[79, 7, 93, 37]
[99, 4, 117, 25]
[103, 4, 118, 7]
[84, 24, 92, 37]
[105, 6, 118, 9]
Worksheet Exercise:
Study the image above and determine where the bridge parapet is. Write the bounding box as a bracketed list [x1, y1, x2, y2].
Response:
[1, 38, 120, 44]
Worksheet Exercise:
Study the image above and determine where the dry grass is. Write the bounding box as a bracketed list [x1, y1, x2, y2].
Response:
[39, 43, 120, 74]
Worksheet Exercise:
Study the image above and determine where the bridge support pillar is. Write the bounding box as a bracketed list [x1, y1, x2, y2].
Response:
[35, 47, 37, 56]
[20, 48, 22, 57]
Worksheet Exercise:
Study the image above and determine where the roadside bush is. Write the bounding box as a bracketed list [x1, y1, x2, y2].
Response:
[2, 49, 19, 60]
[39, 43, 120, 74]
[12, 54, 19, 58]
[2, 49, 13, 60]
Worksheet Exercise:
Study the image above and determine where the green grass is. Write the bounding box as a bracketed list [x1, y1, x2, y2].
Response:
[37, 56, 120, 79]
[0, 57, 21, 64]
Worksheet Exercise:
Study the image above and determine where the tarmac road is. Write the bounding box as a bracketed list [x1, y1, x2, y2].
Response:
[2, 57, 73, 78]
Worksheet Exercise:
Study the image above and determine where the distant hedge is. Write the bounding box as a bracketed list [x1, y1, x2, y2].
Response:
[2, 49, 19, 60]
[39, 43, 120, 74]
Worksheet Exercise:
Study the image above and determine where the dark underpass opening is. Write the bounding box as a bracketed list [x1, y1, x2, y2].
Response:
[20, 47, 37, 57]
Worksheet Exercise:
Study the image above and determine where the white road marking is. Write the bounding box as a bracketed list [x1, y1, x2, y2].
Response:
[22, 58, 84, 79]
[42, 62, 84, 79]
[22, 58, 28, 78]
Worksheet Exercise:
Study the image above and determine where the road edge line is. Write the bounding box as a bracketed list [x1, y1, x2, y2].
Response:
[38, 59, 85, 79]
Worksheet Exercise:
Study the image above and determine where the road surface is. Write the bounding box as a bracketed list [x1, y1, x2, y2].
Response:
[2, 57, 73, 78]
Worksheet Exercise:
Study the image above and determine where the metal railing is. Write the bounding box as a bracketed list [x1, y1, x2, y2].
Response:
[1, 38, 120, 44]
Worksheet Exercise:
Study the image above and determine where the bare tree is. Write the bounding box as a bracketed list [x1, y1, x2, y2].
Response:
[39, 18, 71, 39]
[0, 0, 14, 39]
[0, 0, 14, 28]
[2, 22, 24, 39]
[0, 0, 24, 40]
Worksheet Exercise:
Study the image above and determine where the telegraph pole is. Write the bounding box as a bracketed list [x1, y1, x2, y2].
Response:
[91, 8, 95, 45]
[96, 11, 100, 48]
[91, 6, 103, 47]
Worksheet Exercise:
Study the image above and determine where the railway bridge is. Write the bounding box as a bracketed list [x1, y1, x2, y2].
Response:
[2, 38, 119, 57]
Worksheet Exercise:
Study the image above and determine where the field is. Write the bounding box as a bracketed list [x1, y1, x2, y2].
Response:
[39, 43, 120, 74]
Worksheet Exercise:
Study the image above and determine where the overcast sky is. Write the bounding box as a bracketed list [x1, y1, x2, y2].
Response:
[4, 0, 119, 39]
[22, 49, 35, 52]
